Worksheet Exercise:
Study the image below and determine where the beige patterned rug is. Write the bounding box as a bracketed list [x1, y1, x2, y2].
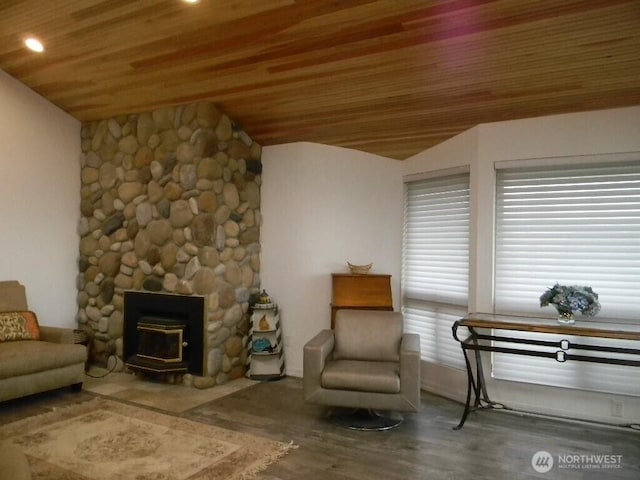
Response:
[1, 398, 293, 480]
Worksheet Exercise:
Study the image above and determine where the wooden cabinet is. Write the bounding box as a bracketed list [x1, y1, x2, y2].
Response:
[331, 273, 393, 328]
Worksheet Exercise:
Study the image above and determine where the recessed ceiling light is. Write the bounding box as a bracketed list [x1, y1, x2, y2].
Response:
[182, 0, 200, 4]
[25, 37, 44, 53]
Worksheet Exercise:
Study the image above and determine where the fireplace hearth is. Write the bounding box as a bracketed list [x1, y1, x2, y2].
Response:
[124, 291, 205, 376]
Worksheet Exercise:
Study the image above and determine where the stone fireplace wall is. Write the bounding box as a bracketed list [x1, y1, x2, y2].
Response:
[76, 101, 262, 386]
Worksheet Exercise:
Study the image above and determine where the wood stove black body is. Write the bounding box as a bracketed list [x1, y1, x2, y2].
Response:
[123, 291, 205, 376]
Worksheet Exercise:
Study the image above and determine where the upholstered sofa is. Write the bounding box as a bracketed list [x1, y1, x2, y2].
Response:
[0, 281, 87, 403]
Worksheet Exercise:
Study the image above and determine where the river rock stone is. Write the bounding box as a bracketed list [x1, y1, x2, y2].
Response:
[147, 219, 172, 246]
[80, 236, 99, 256]
[240, 227, 259, 245]
[134, 146, 154, 168]
[98, 163, 117, 189]
[98, 252, 120, 277]
[215, 115, 232, 141]
[139, 276, 160, 291]
[199, 247, 219, 267]
[86, 151, 102, 168]
[176, 279, 193, 295]
[185, 256, 201, 280]
[222, 304, 242, 328]
[118, 135, 138, 155]
[224, 262, 242, 287]
[193, 267, 216, 294]
[82, 167, 99, 184]
[224, 334, 243, 357]
[107, 118, 122, 139]
[135, 202, 153, 226]
[192, 214, 215, 247]
[170, 199, 193, 228]
[152, 107, 174, 131]
[160, 243, 178, 270]
[118, 182, 142, 203]
[121, 251, 138, 268]
[224, 220, 240, 238]
[163, 273, 178, 292]
[222, 183, 240, 210]
[164, 181, 182, 200]
[132, 228, 151, 257]
[157, 199, 171, 218]
[246, 158, 262, 175]
[196, 102, 221, 128]
[176, 142, 196, 164]
[244, 181, 260, 209]
[137, 112, 155, 145]
[114, 273, 133, 289]
[217, 280, 236, 308]
[147, 245, 161, 265]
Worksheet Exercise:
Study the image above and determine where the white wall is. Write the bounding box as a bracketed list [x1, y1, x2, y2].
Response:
[261, 142, 404, 376]
[0, 69, 81, 327]
[404, 106, 640, 424]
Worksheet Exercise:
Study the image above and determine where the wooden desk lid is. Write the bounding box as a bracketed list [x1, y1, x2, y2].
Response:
[331, 273, 392, 308]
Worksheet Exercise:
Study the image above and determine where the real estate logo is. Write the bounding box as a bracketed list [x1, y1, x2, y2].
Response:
[532, 450, 554, 473]
[531, 451, 624, 473]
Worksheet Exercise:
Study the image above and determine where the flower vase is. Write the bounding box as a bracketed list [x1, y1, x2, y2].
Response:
[555, 306, 575, 324]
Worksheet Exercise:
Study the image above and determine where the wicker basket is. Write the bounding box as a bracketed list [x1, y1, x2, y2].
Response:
[347, 262, 372, 274]
[73, 329, 89, 345]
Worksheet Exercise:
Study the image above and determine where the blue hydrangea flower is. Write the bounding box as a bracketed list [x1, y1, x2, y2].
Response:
[540, 283, 600, 317]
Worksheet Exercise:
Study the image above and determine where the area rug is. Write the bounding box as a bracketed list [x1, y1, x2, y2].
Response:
[0, 398, 294, 480]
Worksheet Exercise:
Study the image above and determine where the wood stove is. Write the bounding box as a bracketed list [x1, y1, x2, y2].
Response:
[123, 291, 205, 375]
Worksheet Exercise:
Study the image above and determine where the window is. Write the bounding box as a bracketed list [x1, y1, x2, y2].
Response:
[402, 170, 470, 369]
[493, 160, 640, 395]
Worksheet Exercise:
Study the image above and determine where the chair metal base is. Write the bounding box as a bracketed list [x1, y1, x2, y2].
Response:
[327, 408, 404, 431]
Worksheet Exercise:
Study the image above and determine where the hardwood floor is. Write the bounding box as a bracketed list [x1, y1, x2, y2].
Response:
[1, 376, 638, 480]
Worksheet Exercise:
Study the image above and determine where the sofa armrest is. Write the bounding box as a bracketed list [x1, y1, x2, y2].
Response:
[400, 332, 421, 410]
[303, 329, 334, 400]
[39, 326, 75, 344]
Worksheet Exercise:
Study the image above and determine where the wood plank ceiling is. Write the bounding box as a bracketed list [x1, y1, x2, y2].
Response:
[1, 0, 639, 160]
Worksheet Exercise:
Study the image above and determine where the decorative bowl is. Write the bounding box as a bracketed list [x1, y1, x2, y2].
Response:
[347, 262, 372, 274]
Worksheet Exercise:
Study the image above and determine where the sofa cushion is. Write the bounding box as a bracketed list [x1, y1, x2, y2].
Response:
[0, 340, 86, 380]
[321, 359, 400, 393]
[0, 311, 40, 342]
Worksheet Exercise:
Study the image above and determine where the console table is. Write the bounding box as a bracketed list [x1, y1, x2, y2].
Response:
[451, 312, 640, 429]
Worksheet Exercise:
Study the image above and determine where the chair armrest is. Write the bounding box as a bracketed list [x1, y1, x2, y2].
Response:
[400, 333, 421, 410]
[400, 333, 420, 357]
[303, 329, 334, 399]
[39, 326, 75, 344]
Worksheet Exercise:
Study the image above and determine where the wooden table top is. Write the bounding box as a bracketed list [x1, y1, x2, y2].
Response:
[457, 313, 640, 341]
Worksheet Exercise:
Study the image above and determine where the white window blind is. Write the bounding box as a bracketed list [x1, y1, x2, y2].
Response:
[402, 172, 470, 369]
[494, 160, 640, 395]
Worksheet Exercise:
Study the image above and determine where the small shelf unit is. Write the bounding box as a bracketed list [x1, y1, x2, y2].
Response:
[248, 303, 285, 380]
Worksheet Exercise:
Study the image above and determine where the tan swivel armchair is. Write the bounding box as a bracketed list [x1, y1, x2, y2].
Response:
[303, 309, 420, 429]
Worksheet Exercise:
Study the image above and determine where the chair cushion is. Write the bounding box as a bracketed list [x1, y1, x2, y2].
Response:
[321, 359, 400, 393]
[333, 310, 402, 362]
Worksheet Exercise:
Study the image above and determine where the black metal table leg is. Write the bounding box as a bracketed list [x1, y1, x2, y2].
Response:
[453, 341, 475, 430]
[452, 323, 502, 429]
